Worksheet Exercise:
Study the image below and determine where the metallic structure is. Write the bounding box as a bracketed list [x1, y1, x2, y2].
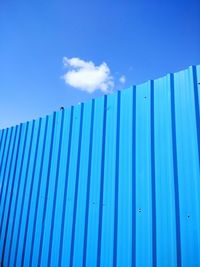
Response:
[0, 65, 199, 267]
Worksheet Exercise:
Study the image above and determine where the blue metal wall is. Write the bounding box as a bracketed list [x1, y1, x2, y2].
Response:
[0, 65, 200, 267]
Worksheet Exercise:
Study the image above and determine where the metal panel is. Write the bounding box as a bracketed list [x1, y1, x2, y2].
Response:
[0, 65, 200, 267]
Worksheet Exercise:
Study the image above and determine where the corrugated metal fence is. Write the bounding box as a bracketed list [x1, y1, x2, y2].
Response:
[0, 65, 200, 267]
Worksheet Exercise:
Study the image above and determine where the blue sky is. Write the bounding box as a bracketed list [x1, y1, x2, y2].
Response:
[0, 0, 200, 129]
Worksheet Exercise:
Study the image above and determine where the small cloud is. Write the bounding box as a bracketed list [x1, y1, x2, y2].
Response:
[119, 75, 126, 84]
[62, 57, 114, 93]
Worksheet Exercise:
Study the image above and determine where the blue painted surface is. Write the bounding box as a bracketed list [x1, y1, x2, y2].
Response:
[0, 66, 200, 267]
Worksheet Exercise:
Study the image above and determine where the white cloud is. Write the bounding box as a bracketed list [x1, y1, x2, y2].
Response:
[119, 75, 126, 84]
[62, 57, 114, 93]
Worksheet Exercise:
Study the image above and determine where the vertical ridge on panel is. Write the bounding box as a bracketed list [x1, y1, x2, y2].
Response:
[9, 121, 32, 266]
[0, 130, 3, 148]
[14, 120, 35, 267]
[196, 65, 200, 118]
[84, 96, 105, 267]
[0, 128, 3, 172]
[113, 91, 121, 267]
[132, 86, 136, 267]
[0, 126, 17, 265]
[72, 101, 92, 267]
[0, 128, 3, 173]
[98, 92, 117, 267]
[135, 82, 152, 267]
[59, 104, 82, 267]
[1, 124, 22, 266]
[150, 81, 157, 267]
[0, 126, 16, 262]
[154, 75, 177, 267]
[0, 126, 16, 243]
[0, 129, 8, 177]
[69, 103, 84, 267]
[0, 127, 13, 204]
[29, 117, 48, 267]
[30, 115, 53, 267]
[47, 110, 64, 267]
[117, 87, 134, 267]
[192, 66, 200, 163]
[39, 112, 63, 267]
[37, 112, 56, 267]
[174, 68, 200, 267]
[49, 108, 71, 267]
[97, 96, 107, 267]
[170, 74, 182, 267]
[21, 118, 42, 267]
[0, 129, 4, 157]
[17, 120, 40, 266]
[82, 101, 95, 267]
[58, 107, 74, 267]
[21, 118, 46, 267]
[7, 123, 29, 266]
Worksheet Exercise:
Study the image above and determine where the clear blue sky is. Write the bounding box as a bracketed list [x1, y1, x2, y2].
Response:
[0, 0, 200, 129]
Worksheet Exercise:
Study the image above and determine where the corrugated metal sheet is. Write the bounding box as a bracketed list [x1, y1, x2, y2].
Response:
[0, 65, 200, 267]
